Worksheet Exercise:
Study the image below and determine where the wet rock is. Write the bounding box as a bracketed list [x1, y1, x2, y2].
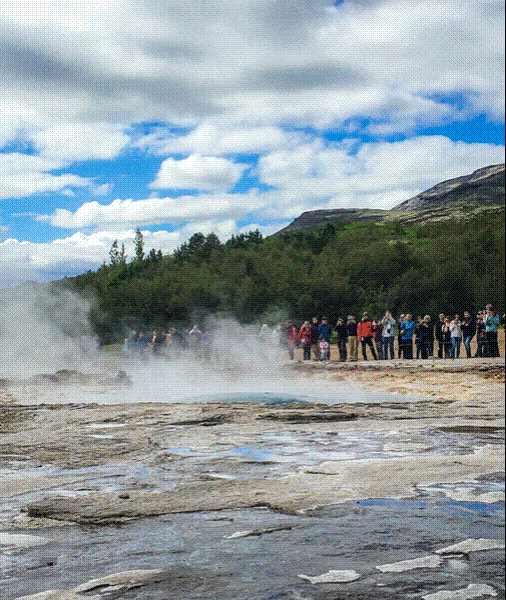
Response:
[256, 410, 358, 423]
[298, 569, 361, 584]
[16, 592, 101, 600]
[435, 538, 505, 555]
[442, 488, 505, 503]
[421, 583, 498, 599]
[376, 555, 443, 572]
[224, 525, 293, 539]
[383, 442, 431, 452]
[72, 569, 163, 593]
[0, 532, 50, 553]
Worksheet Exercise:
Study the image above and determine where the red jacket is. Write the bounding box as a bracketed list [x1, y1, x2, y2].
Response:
[357, 319, 374, 339]
[299, 327, 312, 345]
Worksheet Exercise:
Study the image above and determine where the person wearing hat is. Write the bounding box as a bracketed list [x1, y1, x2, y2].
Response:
[357, 312, 377, 360]
[483, 305, 500, 357]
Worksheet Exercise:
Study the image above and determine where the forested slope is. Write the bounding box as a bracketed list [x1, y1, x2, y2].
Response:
[66, 212, 505, 343]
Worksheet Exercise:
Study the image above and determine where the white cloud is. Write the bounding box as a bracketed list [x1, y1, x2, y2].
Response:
[37, 190, 266, 227]
[256, 136, 506, 211]
[135, 123, 302, 156]
[0, 153, 91, 200]
[34, 123, 130, 162]
[149, 154, 248, 191]
[35, 136, 505, 227]
[0, 0, 502, 129]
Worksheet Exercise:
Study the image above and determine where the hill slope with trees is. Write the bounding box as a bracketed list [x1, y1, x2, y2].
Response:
[66, 213, 505, 343]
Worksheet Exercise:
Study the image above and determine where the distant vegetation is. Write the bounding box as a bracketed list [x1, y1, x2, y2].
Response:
[66, 216, 505, 343]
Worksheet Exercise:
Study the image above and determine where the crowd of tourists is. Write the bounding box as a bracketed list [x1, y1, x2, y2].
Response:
[272, 305, 502, 362]
[121, 304, 501, 363]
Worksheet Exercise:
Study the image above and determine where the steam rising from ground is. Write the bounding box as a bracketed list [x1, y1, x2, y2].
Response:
[0, 290, 394, 404]
[0, 283, 97, 378]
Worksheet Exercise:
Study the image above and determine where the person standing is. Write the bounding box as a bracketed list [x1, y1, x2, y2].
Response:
[346, 316, 358, 361]
[449, 314, 463, 359]
[318, 317, 333, 360]
[334, 317, 348, 362]
[414, 317, 424, 359]
[310, 316, 320, 361]
[483, 305, 500, 357]
[397, 313, 406, 358]
[400, 314, 415, 359]
[381, 311, 396, 360]
[373, 319, 383, 360]
[298, 321, 313, 361]
[418, 316, 433, 359]
[461, 312, 476, 358]
[441, 317, 452, 358]
[285, 321, 298, 361]
[423, 315, 434, 358]
[474, 312, 486, 357]
[358, 313, 377, 360]
[434, 314, 446, 359]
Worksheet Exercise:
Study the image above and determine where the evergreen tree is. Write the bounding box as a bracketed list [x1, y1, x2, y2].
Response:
[134, 228, 145, 262]
[119, 243, 127, 264]
[109, 240, 120, 265]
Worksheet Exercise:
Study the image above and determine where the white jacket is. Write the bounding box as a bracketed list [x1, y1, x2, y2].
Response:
[381, 316, 396, 337]
[450, 320, 463, 338]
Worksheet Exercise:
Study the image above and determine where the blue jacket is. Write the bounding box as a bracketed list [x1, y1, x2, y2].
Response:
[400, 320, 415, 340]
[483, 314, 500, 332]
[318, 323, 332, 342]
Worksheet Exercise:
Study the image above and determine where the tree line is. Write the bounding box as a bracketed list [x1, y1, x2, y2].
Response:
[65, 215, 505, 344]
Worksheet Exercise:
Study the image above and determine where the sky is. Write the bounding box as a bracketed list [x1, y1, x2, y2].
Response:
[0, 0, 504, 286]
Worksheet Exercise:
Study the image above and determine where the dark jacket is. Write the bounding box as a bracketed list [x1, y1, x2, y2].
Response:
[373, 323, 383, 343]
[310, 322, 320, 344]
[434, 320, 445, 342]
[461, 318, 476, 339]
[335, 323, 348, 342]
[346, 320, 358, 337]
[418, 322, 434, 343]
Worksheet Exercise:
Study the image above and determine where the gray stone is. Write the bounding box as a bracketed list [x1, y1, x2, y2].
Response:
[435, 538, 505, 555]
[298, 569, 361, 584]
[422, 583, 498, 599]
[376, 555, 443, 572]
[72, 569, 163, 592]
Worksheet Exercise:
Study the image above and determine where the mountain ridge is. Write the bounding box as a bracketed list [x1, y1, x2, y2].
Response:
[279, 164, 505, 233]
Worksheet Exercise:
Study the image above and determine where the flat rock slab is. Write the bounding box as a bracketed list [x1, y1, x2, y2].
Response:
[0, 532, 50, 553]
[298, 569, 361, 584]
[376, 554, 443, 572]
[73, 569, 163, 592]
[435, 538, 505, 555]
[16, 593, 101, 600]
[23, 447, 503, 523]
[422, 583, 498, 599]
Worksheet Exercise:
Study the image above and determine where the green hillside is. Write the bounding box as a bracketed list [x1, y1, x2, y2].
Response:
[67, 212, 505, 343]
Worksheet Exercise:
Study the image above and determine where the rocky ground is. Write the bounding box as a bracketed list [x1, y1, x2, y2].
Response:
[0, 358, 504, 600]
